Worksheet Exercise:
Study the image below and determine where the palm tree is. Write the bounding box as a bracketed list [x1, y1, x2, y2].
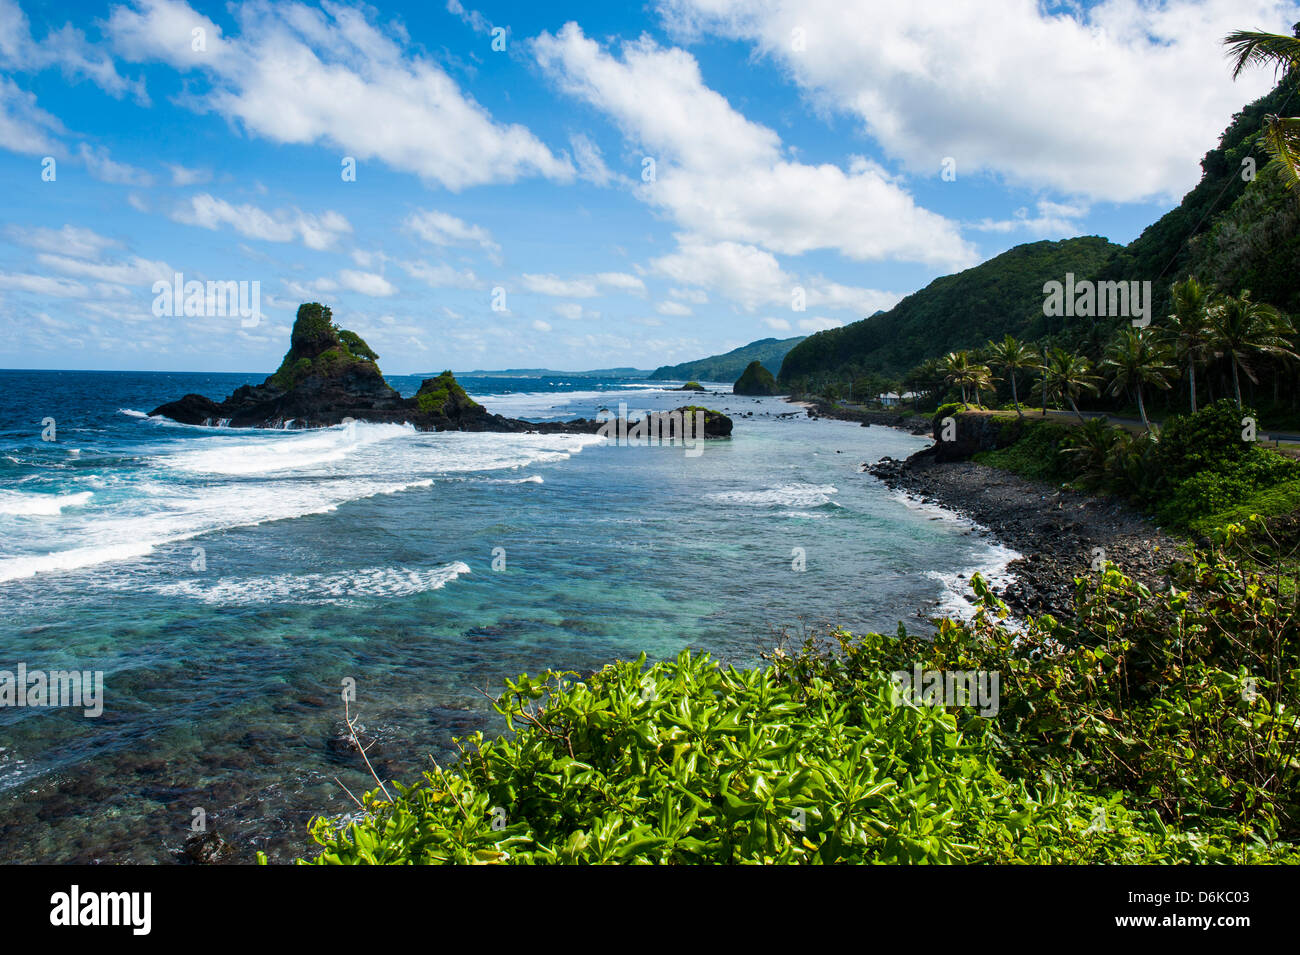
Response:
[985, 335, 1039, 416]
[940, 350, 987, 405]
[1034, 348, 1101, 424]
[1101, 327, 1175, 432]
[1164, 276, 1214, 414]
[1207, 290, 1298, 407]
[968, 363, 996, 409]
[1060, 417, 1119, 491]
[1224, 26, 1300, 192]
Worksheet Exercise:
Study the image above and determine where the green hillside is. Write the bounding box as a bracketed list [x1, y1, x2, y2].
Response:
[650, 336, 805, 382]
[778, 237, 1121, 385]
[779, 78, 1300, 390]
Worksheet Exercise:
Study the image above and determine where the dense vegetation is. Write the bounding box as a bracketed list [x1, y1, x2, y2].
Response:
[779, 237, 1121, 385]
[415, 371, 482, 416]
[294, 542, 1298, 864]
[651, 336, 805, 382]
[781, 53, 1300, 427]
[733, 360, 779, 396]
[270, 302, 381, 390]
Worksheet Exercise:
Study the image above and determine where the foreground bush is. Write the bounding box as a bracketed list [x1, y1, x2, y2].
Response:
[298, 548, 1299, 865]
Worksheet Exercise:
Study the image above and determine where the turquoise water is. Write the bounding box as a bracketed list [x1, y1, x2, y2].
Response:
[0, 370, 1012, 862]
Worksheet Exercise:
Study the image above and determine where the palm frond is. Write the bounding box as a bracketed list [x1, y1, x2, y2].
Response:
[1223, 29, 1300, 80]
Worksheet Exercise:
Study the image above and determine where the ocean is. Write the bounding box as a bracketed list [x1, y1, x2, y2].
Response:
[0, 369, 1015, 862]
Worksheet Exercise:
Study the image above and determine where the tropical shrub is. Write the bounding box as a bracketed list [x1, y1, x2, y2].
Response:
[296, 551, 1299, 865]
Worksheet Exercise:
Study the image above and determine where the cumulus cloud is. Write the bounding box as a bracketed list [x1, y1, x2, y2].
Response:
[534, 22, 974, 268]
[170, 193, 352, 250]
[656, 0, 1296, 203]
[107, 0, 573, 190]
[337, 269, 397, 297]
[649, 236, 900, 314]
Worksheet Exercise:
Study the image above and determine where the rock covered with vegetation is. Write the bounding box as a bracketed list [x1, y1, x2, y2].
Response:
[733, 360, 779, 396]
[672, 405, 732, 437]
[150, 303, 604, 434]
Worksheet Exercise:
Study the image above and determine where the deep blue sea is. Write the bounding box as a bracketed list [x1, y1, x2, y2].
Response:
[0, 369, 1015, 862]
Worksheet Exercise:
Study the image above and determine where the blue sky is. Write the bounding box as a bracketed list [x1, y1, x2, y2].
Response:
[0, 0, 1295, 374]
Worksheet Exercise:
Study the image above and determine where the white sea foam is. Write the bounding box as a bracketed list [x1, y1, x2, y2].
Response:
[154, 561, 472, 605]
[0, 490, 93, 516]
[160, 421, 415, 475]
[706, 483, 839, 508]
[1, 424, 602, 583]
[887, 490, 1023, 622]
[470, 388, 662, 419]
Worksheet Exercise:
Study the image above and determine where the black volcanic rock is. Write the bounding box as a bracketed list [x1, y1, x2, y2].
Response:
[149, 303, 606, 434]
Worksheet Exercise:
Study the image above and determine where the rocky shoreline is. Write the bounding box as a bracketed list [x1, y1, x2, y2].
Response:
[867, 451, 1183, 621]
[783, 394, 1181, 620]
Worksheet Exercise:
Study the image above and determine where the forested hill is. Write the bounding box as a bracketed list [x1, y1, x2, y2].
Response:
[1099, 80, 1300, 317]
[777, 237, 1121, 384]
[778, 79, 1300, 388]
[649, 336, 805, 382]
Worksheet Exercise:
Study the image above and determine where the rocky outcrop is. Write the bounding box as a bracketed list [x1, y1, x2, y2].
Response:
[149, 303, 605, 434]
[673, 405, 733, 437]
[733, 360, 778, 396]
[915, 411, 1024, 463]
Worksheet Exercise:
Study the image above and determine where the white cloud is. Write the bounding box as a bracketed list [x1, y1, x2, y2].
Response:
[534, 23, 974, 268]
[762, 317, 791, 332]
[521, 271, 645, 297]
[107, 0, 573, 190]
[798, 316, 842, 333]
[337, 269, 397, 297]
[656, 299, 692, 316]
[649, 236, 899, 314]
[553, 302, 601, 320]
[0, 271, 88, 297]
[658, 0, 1296, 203]
[78, 143, 153, 186]
[8, 224, 121, 259]
[164, 162, 211, 185]
[171, 193, 352, 250]
[0, 77, 63, 154]
[400, 259, 482, 289]
[569, 132, 616, 186]
[970, 199, 1091, 237]
[532, 319, 552, 332]
[36, 251, 174, 286]
[0, 0, 145, 102]
[405, 209, 501, 260]
[670, 286, 708, 304]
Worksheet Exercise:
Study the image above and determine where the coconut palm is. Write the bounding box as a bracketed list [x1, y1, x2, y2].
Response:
[985, 335, 1040, 416]
[1034, 348, 1101, 423]
[1224, 26, 1300, 192]
[1164, 276, 1215, 414]
[1207, 290, 1298, 407]
[940, 350, 990, 406]
[1060, 417, 1119, 491]
[1101, 327, 1175, 432]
